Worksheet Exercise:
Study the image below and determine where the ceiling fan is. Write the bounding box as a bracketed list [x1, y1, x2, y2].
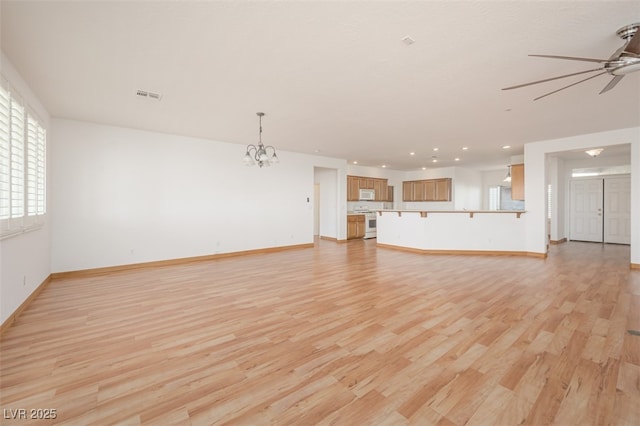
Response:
[503, 22, 640, 100]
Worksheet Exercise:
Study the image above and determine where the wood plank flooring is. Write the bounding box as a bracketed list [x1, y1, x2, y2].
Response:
[1, 240, 639, 425]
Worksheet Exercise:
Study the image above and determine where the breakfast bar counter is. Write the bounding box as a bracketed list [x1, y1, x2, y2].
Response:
[375, 210, 531, 256]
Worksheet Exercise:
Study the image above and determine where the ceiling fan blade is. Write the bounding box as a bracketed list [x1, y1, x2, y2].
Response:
[533, 71, 607, 101]
[623, 29, 640, 55]
[502, 67, 603, 90]
[599, 75, 624, 94]
[529, 54, 609, 63]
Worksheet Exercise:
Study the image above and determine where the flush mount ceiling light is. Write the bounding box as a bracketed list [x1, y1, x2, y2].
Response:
[401, 35, 415, 46]
[585, 148, 604, 157]
[243, 112, 278, 168]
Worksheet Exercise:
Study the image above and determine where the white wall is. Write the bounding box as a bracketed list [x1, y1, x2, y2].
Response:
[632, 141, 640, 265]
[451, 167, 482, 210]
[377, 211, 527, 252]
[546, 156, 561, 241]
[0, 53, 51, 324]
[481, 169, 508, 210]
[524, 127, 640, 262]
[51, 119, 346, 272]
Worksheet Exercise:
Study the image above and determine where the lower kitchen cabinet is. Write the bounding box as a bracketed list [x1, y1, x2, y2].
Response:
[347, 215, 365, 239]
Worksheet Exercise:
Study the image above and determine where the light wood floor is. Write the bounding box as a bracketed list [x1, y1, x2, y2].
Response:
[1, 240, 639, 425]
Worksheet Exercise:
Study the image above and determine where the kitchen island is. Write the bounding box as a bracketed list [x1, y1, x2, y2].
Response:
[376, 210, 538, 256]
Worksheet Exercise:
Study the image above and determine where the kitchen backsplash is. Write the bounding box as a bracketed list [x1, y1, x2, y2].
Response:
[347, 201, 392, 211]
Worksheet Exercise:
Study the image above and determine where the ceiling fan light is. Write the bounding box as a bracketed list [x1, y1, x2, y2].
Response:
[610, 61, 640, 75]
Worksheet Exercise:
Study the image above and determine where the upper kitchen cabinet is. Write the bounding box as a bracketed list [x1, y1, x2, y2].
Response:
[434, 178, 451, 201]
[359, 177, 375, 190]
[347, 176, 360, 201]
[373, 179, 388, 201]
[347, 175, 391, 201]
[402, 178, 452, 202]
[510, 164, 524, 201]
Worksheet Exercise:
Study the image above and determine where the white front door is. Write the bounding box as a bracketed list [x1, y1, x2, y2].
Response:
[570, 179, 603, 242]
[604, 176, 631, 244]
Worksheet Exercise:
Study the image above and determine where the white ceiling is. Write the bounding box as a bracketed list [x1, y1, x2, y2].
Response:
[2, 1, 639, 171]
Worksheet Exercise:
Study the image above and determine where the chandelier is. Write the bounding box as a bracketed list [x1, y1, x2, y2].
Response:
[243, 112, 279, 167]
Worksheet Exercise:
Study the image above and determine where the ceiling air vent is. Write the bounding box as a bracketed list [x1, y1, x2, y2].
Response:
[135, 89, 162, 101]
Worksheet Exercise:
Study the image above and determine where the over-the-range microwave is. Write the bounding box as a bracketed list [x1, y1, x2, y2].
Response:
[359, 189, 375, 200]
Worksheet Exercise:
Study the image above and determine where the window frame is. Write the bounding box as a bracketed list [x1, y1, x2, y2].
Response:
[0, 77, 47, 239]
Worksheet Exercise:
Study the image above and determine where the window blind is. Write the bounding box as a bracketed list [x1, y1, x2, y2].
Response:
[0, 85, 9, 220]
[0, 78, 47, 238]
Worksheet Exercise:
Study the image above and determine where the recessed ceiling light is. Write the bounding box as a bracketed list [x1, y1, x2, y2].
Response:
[432, 159, 438, 163]
[422, 167, 427, 170]
[353, 161, 358, 164]
[454, 157, 460, 161]
[382, 164, 387, 168]
[433, 148, 439, 152]
[409, 152, 415, 156]
[462, 146, 469, 151]
[502, 145, 511, 149]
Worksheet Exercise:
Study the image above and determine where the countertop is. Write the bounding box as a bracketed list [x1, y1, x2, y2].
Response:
[376, 209, 526, 218]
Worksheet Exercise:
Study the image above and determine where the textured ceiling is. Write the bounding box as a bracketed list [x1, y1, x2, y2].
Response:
[2, 1, 639, 170]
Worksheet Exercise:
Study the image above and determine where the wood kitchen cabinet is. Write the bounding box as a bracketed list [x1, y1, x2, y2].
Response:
[347, 176, 360, 201]
[434, 178, 451, 201]
[347, 214, 365, 239]
[359, 177, 375, 189]
[373, 179, 388, 201]
[347, 175, 391, 201]
[402, 178, 452, 202]
[510, 164, 524, 200]
[402, 181, 413, 201]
